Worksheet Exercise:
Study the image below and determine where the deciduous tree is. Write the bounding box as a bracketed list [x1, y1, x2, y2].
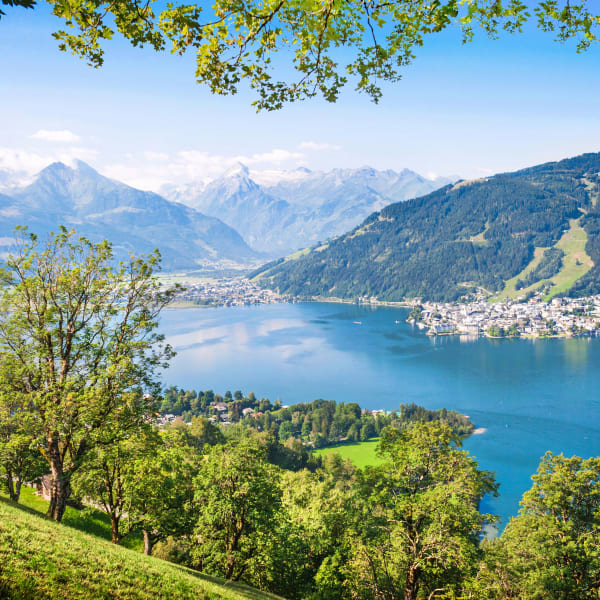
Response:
[0, 227, 177, 521]
[192, 437, 281, 580]
[478, 452, 600, 599]
[348, 422, 497, 600]
[0, 392, 46, 502]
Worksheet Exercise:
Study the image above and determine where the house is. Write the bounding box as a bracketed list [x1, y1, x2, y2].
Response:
[35, 474, 52, 501]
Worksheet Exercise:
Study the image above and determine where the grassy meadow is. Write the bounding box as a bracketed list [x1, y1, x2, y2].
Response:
[314, 438, 384, 469]
[0, 485, 143, 551]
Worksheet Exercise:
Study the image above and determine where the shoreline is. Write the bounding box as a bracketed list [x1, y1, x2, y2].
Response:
[167, 296, 414, 310]
[167, 293, 600, 341]
[306, 296, 413, 308]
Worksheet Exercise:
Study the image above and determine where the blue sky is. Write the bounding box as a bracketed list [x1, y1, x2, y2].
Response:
[1, 2, 599, 190]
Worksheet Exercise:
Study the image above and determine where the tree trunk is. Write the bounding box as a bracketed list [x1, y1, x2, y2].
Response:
[143, 529, 153, 556]
[47, 439, 71, 522]
[110, 514, 121, 544]
[225, 526, 243, 580]
[5, 470, 15, 501]
[404, 565, 420, 600]
[226, 550, 236, 580]
[14, 478, 22, 503]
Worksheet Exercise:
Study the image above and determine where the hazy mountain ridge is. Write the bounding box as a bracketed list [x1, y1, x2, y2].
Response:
[253, 153, 600, 302]
[0, 161, 259, 270]
[162, 164, 452, 255]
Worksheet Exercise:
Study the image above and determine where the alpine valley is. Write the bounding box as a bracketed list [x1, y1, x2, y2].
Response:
[0, 161, 450, 267]
[253, 152, 600, 302]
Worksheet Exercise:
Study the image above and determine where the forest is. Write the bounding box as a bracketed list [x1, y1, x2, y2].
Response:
[253, 153, 600, 301]
[159, 388, 474, 446]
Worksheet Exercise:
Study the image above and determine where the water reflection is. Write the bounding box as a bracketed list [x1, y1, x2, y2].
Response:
[562, 337, 590, 369]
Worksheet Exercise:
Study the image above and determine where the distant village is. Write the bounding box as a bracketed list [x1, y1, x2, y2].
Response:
[410, 295, 600, 338]
[155, 403, 389, 430]
[174, 277, 290, 307]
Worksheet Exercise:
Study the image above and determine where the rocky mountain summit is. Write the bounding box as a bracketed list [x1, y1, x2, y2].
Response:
[163, 164, 451, 255]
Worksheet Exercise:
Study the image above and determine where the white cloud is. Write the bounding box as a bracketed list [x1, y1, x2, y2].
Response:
[0, 147, 98, 177]
[143, 151, 169, 162]
[298, 141, 341, 152]
[30, 129, 81, 143]
[0, 148, 50, 175]
[0, 143, 314, 193]
[104, 147, 308, 191]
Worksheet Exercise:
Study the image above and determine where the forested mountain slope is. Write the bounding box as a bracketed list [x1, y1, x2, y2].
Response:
[252, 153, 600, 301]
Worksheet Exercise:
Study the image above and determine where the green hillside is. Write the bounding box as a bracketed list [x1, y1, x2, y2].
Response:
[0, 495, 284, 600]
[252, 153, 600, 302]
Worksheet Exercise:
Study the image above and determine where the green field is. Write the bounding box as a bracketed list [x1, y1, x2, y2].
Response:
[0, 493, 284, 600]
[314, 438, 384, 469]
[495, 218, 594, 301]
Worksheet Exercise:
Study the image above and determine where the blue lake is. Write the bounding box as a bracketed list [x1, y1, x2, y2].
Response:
[161, 302, 600, 526]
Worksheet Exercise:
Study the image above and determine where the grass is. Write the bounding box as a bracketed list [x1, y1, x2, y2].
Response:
[0, 494, 285, 600]
[2, 486, 143, 551]
[544, 218, 594, 300]
[467, 222, 490, 246]
[583, 177, 600, 207]
[314, 438, 384, 469]
[494, 218, 594, 301]
[284, 247, 311, 261]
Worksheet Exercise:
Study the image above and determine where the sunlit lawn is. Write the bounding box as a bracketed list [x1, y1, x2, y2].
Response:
[314, 438, 384, 469]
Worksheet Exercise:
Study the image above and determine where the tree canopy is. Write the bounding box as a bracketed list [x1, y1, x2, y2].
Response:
[1, 0, 599, 109]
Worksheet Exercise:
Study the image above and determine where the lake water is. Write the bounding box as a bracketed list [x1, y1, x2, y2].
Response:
[161, 302, 600, 526]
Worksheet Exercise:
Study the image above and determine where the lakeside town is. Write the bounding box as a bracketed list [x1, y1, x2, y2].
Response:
[173, 277, 290, 306]
[409, 294, 600, 338]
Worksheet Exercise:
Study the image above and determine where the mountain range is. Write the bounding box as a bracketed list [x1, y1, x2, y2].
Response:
[252, 153, 600, 301]
[0, 161, 257, 270]
[0, 161, 451, 269]
[162, 164, 452, 255]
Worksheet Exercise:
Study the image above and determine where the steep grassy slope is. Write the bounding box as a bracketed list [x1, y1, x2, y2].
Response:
[253, 153, 600, 301]
[0, 497, 284, 600]
[495, 217, 594, 300]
